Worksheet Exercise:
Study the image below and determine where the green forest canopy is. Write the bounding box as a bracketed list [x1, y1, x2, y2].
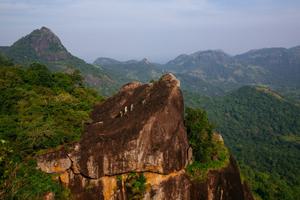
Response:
[0, 59, 103, 199]
[184, 87, 300, 200]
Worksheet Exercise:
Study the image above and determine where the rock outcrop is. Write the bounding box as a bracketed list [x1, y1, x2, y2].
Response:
[37, 73, 253, 200]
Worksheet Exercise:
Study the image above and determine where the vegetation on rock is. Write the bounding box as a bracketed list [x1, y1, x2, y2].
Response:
[185, 107, 230, 182]
[124, 172, 147, 200]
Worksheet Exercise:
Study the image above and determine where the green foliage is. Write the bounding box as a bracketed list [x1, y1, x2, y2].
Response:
[240, 163, 295, 200]
[26, 63, 54, 87]
[0, 140, 14, 185]
[185, 107, 215, 162]
[184, 107, 230, 182]
[116, 175, 123, 183]
[187, 143, 229, 182]
[185, 86, 300, 199]
[0, 53, 13, 66]
[4, 160, 69, 200]
[0, 63, 102, 199]
[125, 173, 147, 200]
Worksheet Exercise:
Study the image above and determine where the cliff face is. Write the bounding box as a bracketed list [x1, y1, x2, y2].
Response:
[190, 156, 253, 200]
[37, 73, 253, 200]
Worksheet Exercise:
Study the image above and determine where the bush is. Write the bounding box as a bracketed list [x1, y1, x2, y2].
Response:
[185, 107, 230, 182]
[125, 173, 147, 200]
[3, 160, 70, 200]
[186, 142, 229, 182]
[185, 107, 215, 162]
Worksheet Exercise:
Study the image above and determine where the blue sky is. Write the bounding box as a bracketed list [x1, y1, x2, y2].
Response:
[1, 0, 300, 63]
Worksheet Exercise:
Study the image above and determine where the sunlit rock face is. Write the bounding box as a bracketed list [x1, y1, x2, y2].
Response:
[76, 73, 188, 178]
[37, 73, 253, 200]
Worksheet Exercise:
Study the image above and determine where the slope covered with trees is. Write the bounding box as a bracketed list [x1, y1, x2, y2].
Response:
[0, 57, 103, 199]
[185, 87, 300, 199]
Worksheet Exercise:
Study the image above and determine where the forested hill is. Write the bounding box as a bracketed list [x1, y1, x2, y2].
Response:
[0, 55, 103, 199]
[184, 86, 300, 199]
[0, 27, 115, 95]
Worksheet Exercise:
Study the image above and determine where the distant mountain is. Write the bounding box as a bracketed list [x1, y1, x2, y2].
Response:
[1, 27, 73, 63]
[94, 57, 123, 66]
[163, 51, 240, 94]
[165, 50, 233, 72]
[161, 47, 300, 100]
[165, 47, 300, 84]
[94, 57, 163, 85]
[184, 86, 300, 199]
[235, 47, 300, 87]
[0, 27, 116, 95]
[96, 46, 300, 98]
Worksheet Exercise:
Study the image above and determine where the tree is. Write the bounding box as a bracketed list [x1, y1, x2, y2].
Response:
[185, 107, 214, 162]
[26, 63, 53, 87]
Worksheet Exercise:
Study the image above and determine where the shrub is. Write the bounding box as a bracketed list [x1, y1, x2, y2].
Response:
[125, 173, 147, 200]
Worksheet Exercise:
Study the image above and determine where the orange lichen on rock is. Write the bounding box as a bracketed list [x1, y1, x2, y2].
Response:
[101, 176, 117, 200]
[144, 170, 185, 187]
[59, 171, 69, 185]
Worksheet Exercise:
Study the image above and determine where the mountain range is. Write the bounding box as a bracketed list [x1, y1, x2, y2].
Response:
[95, 47, 300, 99]
[1, 26, 299, 99]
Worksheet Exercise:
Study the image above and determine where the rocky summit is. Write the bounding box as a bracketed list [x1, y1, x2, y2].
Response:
[3, 26, 72, 62]
[37, 73, 253, 200]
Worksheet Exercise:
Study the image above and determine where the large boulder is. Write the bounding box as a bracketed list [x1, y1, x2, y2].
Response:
[37, 73, 253, 200]
[75, 73, 189, 178]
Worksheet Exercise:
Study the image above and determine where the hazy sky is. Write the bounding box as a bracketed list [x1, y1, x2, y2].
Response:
[1, 0, 300, 63]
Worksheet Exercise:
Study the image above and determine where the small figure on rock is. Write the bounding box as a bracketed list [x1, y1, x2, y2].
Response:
[124, 106, 128, 115]
[130, 104, 134, 111]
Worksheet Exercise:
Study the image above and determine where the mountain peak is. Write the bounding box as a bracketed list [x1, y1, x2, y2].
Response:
[166, 49, 232, 70]
[141, 57, 150, 64]
[40, 26, 52, 33]
[9, 26, 71, 62]
[94, 57, 121, 66]
[190, 49, 231, 60]
[30, 26, 58, 40]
